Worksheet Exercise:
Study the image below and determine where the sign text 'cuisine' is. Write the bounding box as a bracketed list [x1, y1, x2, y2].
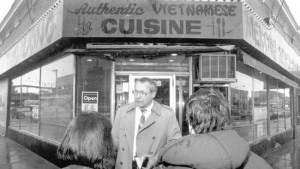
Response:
[67, 2, 238, 36]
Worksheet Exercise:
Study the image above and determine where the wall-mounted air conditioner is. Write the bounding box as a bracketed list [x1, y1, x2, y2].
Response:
[196, 53, 236, 83]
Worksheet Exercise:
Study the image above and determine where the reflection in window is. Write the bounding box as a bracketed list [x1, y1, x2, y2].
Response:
[269, 77, 280, 135]
[153, 78, 171, 106]
[269, 79, 291, 134]
[285, 88, 291, 129]
[253, 71, 267, 139]
[230, 60, 294, 141]
[277, 88, 286, 132]
[176, 76, 189, 135]
[278, 82, 291, 130]
[10, 69, 40, 135]
[76, 56, 112, 120]
[115, 76, 129, 110]
[10, 77, 21, 129]
[231, 71, 254, 142]
[0, 80, 8, 134]
[40, 55, 74, 142]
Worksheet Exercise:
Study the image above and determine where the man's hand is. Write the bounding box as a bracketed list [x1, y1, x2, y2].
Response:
[142, 154, 159, 169]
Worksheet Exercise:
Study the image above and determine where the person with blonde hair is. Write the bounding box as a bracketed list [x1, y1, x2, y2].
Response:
[146, 88, 272, 169]
[57, 112, 116, 169]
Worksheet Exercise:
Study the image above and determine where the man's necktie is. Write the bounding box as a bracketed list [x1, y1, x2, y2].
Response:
[138, 108, 146, 130]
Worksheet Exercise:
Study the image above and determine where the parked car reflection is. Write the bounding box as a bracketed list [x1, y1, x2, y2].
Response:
[11, 105, 39, 122]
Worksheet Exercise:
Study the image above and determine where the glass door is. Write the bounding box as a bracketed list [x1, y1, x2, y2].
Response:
[129, 75, 175, 111]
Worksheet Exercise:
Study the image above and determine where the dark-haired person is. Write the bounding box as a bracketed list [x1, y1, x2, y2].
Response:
[57, 112, 116, 169]
[147, 88, 272, 169]
[112, 77, 181, 169]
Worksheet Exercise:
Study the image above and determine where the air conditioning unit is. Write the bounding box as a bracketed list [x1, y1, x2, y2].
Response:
[196, 53, 236, 83]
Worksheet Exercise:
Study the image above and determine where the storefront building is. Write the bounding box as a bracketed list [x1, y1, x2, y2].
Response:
[0, 0, 299, 166]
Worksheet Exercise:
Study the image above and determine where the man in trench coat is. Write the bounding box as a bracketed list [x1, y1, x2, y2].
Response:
[112, 77, 182, 169]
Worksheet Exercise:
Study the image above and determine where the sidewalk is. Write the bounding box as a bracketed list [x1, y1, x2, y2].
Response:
[263, 137, 300, 169]
[0, 133, 299, 169]
[0, 135, 59, 169]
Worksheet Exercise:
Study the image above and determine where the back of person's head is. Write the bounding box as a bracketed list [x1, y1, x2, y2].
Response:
[57, 112, 115, 169]
[185, 88, 231, 134]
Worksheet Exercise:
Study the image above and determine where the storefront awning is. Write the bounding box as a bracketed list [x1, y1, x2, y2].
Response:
[65, 44, 235, 58]
[242, 51, 298, 88]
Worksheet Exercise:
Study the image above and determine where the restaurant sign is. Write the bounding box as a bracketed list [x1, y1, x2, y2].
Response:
[0, 0, 63, 75]
[243, 7, 300, 76]
[63, 0, 243, 39]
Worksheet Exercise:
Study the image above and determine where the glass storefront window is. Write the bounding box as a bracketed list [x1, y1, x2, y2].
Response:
[10, 69, 40, 135]
[278, 82, 291, 130]
[115, 76, 129, 109]
[285, 87, 291, 129]
[269, 77, 280, 135]
[277, 87, 286, 132]
[176, 76, 189, 135]
[253, 70, 268, 139]
[76, 56, 112, 120]
[231, 60, 254, 141]
[40, 55, 74, 142]
[10, 77, 21, 129]
[269, 79, 291, 134]
[232, 61, 294, 141]
[0, 79, 8, 134]
[231, 71, 254, 142]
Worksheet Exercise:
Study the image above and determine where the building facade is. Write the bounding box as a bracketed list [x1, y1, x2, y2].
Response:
[0, 0, 300, 167]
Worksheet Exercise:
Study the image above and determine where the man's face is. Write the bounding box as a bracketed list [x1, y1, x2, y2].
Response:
[133, 81, 156, 108]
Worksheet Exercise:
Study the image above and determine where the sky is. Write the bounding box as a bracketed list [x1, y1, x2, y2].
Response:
[0, 0, 14, 25]
[0, 0, 299, 26]
[285, 0, 300, 27]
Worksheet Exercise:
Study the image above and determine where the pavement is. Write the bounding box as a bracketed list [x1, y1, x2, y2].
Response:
[263, 137, 300, 169]
[0, 134, 299, 169]
[0, 135, 59, 169]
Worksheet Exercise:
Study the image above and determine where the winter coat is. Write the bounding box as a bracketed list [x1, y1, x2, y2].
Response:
[156, 130, 273, 169]
[112, 101, 182, 169]
[62, 165, 92, 169]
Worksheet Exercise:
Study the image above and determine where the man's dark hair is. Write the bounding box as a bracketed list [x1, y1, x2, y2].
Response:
[185, 88, 231, 134]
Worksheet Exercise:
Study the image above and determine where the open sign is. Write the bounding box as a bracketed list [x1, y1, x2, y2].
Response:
[82, 92, 98, 112]
[83, 95, 97, 102]
[82, 92, 98, 103]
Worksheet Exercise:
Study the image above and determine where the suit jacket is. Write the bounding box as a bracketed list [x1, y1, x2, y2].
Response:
[112, 101, 182, 169]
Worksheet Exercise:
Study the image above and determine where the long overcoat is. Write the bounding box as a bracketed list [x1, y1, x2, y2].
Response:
[112, 101, 182, 169]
